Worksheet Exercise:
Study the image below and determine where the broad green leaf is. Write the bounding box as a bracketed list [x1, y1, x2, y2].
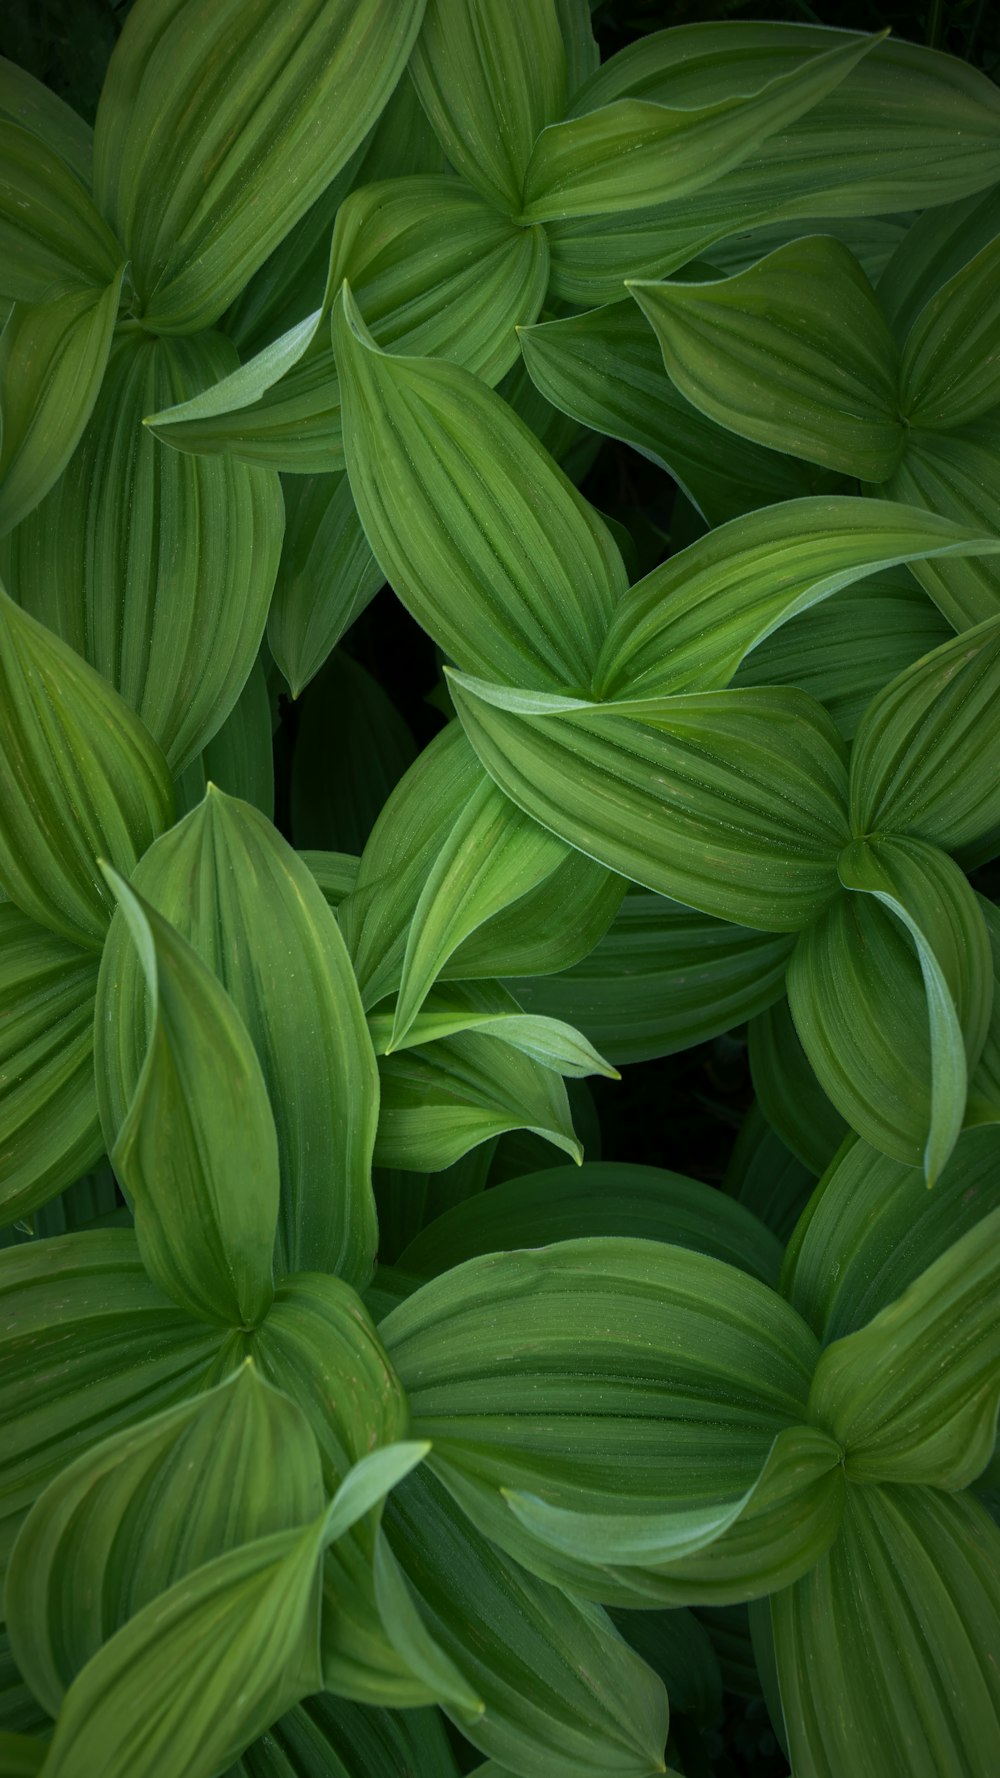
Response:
[0, 119, 121, 304]
[6, 1163, 123, 1248]
[396, 1161, 782, 1287]
[879, 418, 1000, 630]
[901, 232, 1000, 430]
[0, 581, 173, 950]
[374, 982, 616, 1083]
[230, 1695, 461, 1778]
[521, 32, 877, 222]
[747, 998, 846, 1176]
[410, 0, 566, 213]
[783, 1127, 1000, 1345]
[451, 675, 849, 932]
[789, 837, 991, 1177]
[334, 285, 625, 690]
[97, 791, 379, 1285]
[772, 1486, 1000, 1778]
[6, 1364, 324, 1714]
[555, 0, 600, 100]
[876, 185, 1000, 343]
[99, 871, 279, 1329]
[849, 616, 1000, 852]
[0, 1231, 234, 1577]
[709, 212, 909, 284]
[291, 652, 417, 857]
[0, 903, 101, 1226]
[809, 1203, 1000, 1486]
[269, 474, 383, 697]
[93, 0, 425, 332]
[303, 850, 360, 908]
[3, 328, 284, 774]
[0, 271, 123, 537]
[518, 302, 831, 528]
[0, 56, 92, 182]
[375, 1027, 581, 1172]
[723, 1103, 816, 1248]
[593, 498, 1000, 701]
[515, 893, 793, 1066]
[384, 1466, 669, 1777]
[175, 657, 275, 822]
[451, 846, 624, 982]
[630, 237, 902, 481]
[732, 570, 952, 740]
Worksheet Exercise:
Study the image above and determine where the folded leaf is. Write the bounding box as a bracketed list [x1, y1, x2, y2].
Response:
[772, 1485, 1000, 1778]
[375, 983, 615, 1082]
[99, 871, 279, 1329]
[93, 0, 425, 332]
[901, 232, 1000, 431]
[0, 270, 123, 537]
[876, 185, 1000, 343]
[0, 581, 173, 949]
[0, 119, 121, 303]
[630, 237, 902, 481]
[268, 473, 383, 696]
[0, 903, 101, 1226]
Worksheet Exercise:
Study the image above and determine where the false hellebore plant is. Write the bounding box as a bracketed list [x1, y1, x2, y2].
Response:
[1, 2, 1000, 1776]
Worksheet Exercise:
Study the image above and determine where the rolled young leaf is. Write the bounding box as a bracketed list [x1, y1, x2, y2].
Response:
[0, 119, 122, 304]
[0, 580, 174, 950]
[99, 870, 280, 1329]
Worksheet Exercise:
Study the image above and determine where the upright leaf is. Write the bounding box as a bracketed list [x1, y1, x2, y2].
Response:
[0, 120, 121, 303]
[0, 56, 92, 182]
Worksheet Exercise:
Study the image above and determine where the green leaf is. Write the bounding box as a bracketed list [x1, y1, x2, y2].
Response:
[514, 893, 793, 1066]
[334, 284, 625, 690]
[849, 616, 1000, 852]
[593, 498, 1000, 701]
[520, 31, 877, 222]
[231, 1695, 462, 1778]
[383, 1466, 669, 1777]
[291, 652, 416, 856]
[374, 982, 616, 1082]
[268, 474, 383, 697]
[96, 790, 379, 1285]
[0, 1732, 44, 1776]
[175, 657, 275, 822]
[303, 850, 360, 908]
[3, 328, 284, 774]
[396, 1161, 782, 1288]
[723, 1103, 816, 1248]
[747, 998, 846, 1177]
[517, 302, 832, 528]
[410, 0, 566, 214]
[0, 56, 92, 183]
[968, 897, 1000, 1125]
[772, 1486, 1000, 1778]
[610, 1608, 721, 1729]
[99, 870, 279, 1329]
[901, 232, 1000, 430]
[451, 675, 848, 932]
[809, 1203, 1000, 1487]
[451, 846, 624, 983]
[629, 237, 902, 481]
[876, 186, 1000, 344]
[93, 0, 425, 333]
[0, 272, 123, 537]
[0, 580, 173, 950]
[0, 903, 101, 1227]
[879, 419, 1000, 631]
[0, 119, 121, 304]
[6, 1364, 325, 1714]
[0, 1231, 234, 1579]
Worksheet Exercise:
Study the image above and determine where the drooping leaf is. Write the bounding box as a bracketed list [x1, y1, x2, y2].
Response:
[268, 474, 383, 697]
[0, 119, 121, 304]
[0, 580, 173, 950]
[374, 982, 616, 1084]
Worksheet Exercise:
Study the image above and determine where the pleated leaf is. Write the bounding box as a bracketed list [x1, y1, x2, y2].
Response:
[0, 903, 102, 1226]
[450, 675, 849, 932]
[230, 1695, 462, 1778]
[175, 657, 275, 822]
[96, 791, 379, 1285]
[268, 473, 383, 697]
[0, 119, 121, 304]
[748, 998, 846, 1177]
[93, 0, 425, 333]
[100, 870, 279, 1329]
[901, 232, 1000, 431]
[3, 327, 284, 774]
[409, 0, 566, 214]
[879, 421, 1000, 632]
[0, 581, 173, 950]
[334, 284, 625, 690]
[629, 237, 902, 481]
[291, 652, 417, 857]
[0, 270, 123, 537]
[0, 55, 93, 182]
[6, 1364, 325, 1715]
[771, 1486, 1000, 1778]
[373, 982, 615, 1082]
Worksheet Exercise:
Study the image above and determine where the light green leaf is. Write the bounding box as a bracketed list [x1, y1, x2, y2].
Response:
[901, 232, 1000, 430]
[0, 903, 101, 1227]
[93, 0, 425, 333]
[99, 870, 279, 1329]
[0, 271, 123, 537]
[97, 790, 379, 1285]
[521, 31, 877, 222]
[410, 0, 566, 213]
[6, 1364, 324, 1715]
[630, 237, 902, 481]
[0, 56, 92, 183]
[175, 657, 275, 822]
[449, 845, 624, 983]
[772, 1486, 1000, 1778]
[396, 1161, 783, 1288]
[374, 981, 616, 1081]
[3, 328, 284, 774]
[849, 616, 1000, 852]
[518, 302, 832, 528]
[268, 474, 383, 697]
[879, 419, 1000, 631]
[230, 1694, 462, 1778]
[0, 1231, 234, 1580]
[334, 284, 625, 690]
[0, 580, 173, 950]
[514, 893, 793, 1066]
[0, 119, 121, 304]
[303, 850, 360, 908]
[451, 674, 849, 932]
[748, 998, 846, 1177]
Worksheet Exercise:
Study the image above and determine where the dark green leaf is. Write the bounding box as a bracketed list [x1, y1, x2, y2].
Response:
[0, 119, 121, 304]
[748, 998, 846, 1176]
[269, 474, 383, 697]
[901, 232, 1000, 430]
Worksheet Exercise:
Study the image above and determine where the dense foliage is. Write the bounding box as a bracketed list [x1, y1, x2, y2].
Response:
[1, 2, 999, 1775]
